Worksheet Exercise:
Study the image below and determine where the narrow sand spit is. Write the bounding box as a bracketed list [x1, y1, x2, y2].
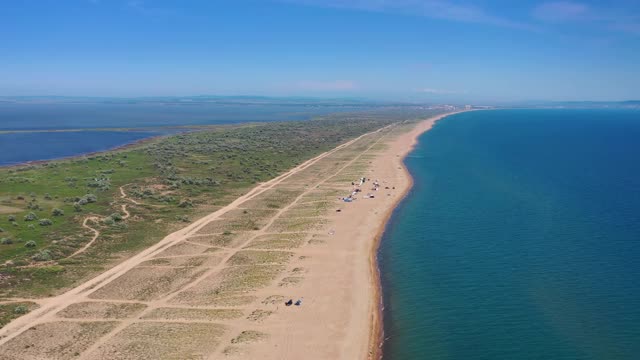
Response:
[0, 114, 457, 359]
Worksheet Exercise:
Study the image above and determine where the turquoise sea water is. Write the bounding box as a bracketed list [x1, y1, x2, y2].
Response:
[379, 109, 640, 360]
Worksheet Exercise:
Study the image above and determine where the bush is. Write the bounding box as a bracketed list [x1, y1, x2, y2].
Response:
[8, 215, 16, 222]
[110, 213, 123, 222]
[32, 250, 52, 262]
[0, 227, 3, 233]
[27, 202, 42, 211]
[178, 199, 193, 208]
[24, 240, 37, 248]
[73, 203, 83, 212]
[13, 305, 29, 315]
[84, 194, 97, 203]
[102, 217, 115, 226]
[28, 224, 35, 230]
[52, 208, 64, 216]
[1, 238, 13, 245]
[24, 212, 38, 221]
[39, 219, 53, 226]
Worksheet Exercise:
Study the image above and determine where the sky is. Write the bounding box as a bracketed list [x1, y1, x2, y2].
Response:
[1, 0, 639, 102]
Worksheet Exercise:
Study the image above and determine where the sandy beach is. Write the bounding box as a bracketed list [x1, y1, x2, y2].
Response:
[0, 113, 454, 360]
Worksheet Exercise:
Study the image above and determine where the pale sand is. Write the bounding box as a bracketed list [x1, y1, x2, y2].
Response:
[0, 113, 456, 359]
[236, 113, 456, 360]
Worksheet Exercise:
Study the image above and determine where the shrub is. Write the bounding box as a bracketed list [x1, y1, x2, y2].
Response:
[73, 203, 83, 212]
[32, 250, 52, 261]
[102, 217, 115, 226]
[8, 215, 16, 222]
[13, 305, 29, 315]
[39, 219, 53, 226]
[110, 213, 123, 222]
[84, 194, 97, 203]
[1, 238, 13, 245]
[52, 208, 64, 216]
[178, 199, 193, 208]
[27, 202, 42, 211]
[28, 224, 35, 230]
[24, 212, 38, 221]
[24, 240, 36, 248]
[0, 227, 3, 233]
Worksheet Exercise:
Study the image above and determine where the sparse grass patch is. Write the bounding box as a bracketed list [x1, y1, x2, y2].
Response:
[57, 301, 147, 319]
[244, 233, 307, 250]
[266, 216, 327, 233]
[227, 250, 292, 266]
[85, 322, 226, 360]
[142, 307, 243, 321]
[246, 309, 273, 322]
[89, 266, 208, 301]
[279, 276, 304, 287]
[0, 321, 117, 359]
[230, 330, 268, 344]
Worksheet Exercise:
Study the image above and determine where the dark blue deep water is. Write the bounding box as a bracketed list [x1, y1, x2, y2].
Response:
[0, 131, 162, 166]
[379, 109, 640, 360]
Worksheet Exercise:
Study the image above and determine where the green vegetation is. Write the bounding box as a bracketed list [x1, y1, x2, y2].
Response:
[0, 302, 38, 328]
[0, 109, 439, 298]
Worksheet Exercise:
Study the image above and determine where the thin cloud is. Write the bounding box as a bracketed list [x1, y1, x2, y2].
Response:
[532, 1, 640, 36]
[532, 1, 590, 22]
[281, 0, 537, 31]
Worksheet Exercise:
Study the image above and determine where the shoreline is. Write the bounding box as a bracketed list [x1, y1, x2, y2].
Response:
[368, 111, 464, 360]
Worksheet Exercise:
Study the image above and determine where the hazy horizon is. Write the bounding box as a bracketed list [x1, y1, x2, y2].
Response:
[1, 94, 639, 106]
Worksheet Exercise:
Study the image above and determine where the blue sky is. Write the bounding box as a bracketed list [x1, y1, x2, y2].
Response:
[1, 0, 638, 102]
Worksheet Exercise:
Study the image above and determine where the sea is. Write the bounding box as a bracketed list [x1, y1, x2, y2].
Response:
[0, 102, 361, 166]
[379, 109, 640, 360]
